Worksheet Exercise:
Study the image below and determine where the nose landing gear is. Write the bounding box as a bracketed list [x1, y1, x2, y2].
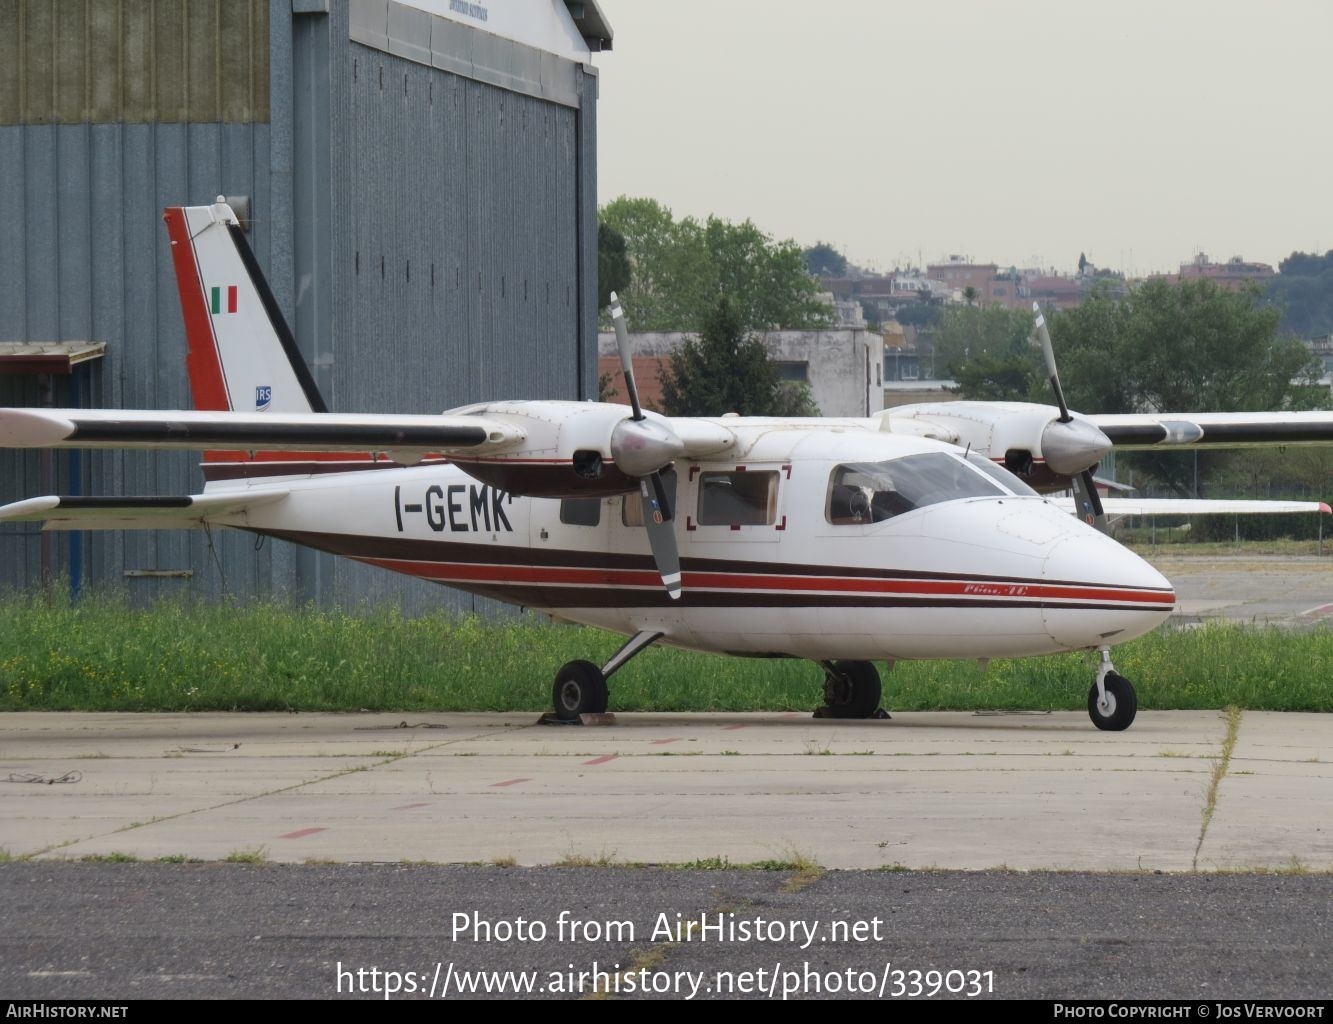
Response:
[550, 630, 664, 722]
[1088, 647, 1137, 731]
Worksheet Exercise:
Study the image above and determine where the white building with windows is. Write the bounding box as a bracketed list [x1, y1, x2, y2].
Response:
[597, 328, 885, 418]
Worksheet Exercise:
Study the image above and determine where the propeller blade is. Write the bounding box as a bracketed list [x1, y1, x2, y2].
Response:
[609, 291, 644, 422]
[1072, 468, 1108, 533]
[640, 472, 681, 599]
[647, 469, 673, 523]
[1032, 301, 1071, 423]
[609, 295, 681, 598]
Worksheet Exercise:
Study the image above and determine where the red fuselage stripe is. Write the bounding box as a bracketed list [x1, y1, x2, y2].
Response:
[359, 556, 1175, 606]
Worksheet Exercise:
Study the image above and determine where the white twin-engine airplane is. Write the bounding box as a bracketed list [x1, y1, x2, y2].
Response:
[3, 200, 1332, 730]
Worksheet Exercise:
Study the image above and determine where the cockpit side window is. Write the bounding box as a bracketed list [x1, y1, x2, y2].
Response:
[825, 453, 1007, 525]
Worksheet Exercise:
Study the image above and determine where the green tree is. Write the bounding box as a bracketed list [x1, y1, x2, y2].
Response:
[1056, 278, 1320, 415]
[932, 304, 1041, 401]
[893, 301, 940, 328]
[802, 241, 847, 277]
[1265, 249, 1333, 338]
[1052, 279, 1325, 496]
[771, 381, 821, 417]
[597, 224, 631, 309]
[659, 298, 815, 417]
[596, 197, 697, 329]
[951, 351, 1040, 402]
[600, 196, 833, 332]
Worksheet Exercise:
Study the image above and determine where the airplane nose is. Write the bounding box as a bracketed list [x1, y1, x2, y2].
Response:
[1039, 530, 1176, 648]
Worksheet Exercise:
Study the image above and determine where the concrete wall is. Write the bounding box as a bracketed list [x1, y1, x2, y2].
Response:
[597, 329, 885, 419]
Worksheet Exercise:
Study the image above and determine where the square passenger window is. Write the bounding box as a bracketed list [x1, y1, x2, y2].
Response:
[697, 471, 779, 526]
[559, 497, 601, 527]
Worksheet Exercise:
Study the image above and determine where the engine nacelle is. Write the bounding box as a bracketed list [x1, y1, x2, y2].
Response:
[884, 401, 1112, 490]
[444, 400, 732, 499]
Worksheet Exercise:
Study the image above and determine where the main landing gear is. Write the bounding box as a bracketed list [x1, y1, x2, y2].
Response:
[1088, 647, 1137, 731]
[816, 660, 885, 719]
[551, 636, 891, 722]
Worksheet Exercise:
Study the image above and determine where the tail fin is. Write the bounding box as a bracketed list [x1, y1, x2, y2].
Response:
[164, 199, 326, 414]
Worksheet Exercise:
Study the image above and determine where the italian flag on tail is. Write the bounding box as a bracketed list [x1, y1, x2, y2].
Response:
[209, 285, 238, 315]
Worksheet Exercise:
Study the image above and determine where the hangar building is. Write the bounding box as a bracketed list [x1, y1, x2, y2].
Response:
[0, 0, 611, 611]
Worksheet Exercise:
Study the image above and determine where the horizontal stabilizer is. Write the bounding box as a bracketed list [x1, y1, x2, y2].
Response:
[0, 408, 526, 462]
[0, 489, 290, 531]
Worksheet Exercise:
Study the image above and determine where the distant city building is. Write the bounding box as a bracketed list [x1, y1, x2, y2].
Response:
[926, 257, 1020, 307]
[1023, 274, 1086, 310]
[1306, 335, 1333, 391]
[1155, 253, 1276, 291]
[817, 292, 867, 329]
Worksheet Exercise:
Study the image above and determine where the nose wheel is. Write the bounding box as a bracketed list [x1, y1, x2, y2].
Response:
[549, 631, 664, 722]
[1088, 649, 1137, 731]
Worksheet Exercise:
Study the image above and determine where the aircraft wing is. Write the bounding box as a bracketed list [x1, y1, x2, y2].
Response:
[0, 488, 291, 531]
[0, 408, 526, 460]
[1089, 412, 1333, 450]
[1049, 496, 1331, 516]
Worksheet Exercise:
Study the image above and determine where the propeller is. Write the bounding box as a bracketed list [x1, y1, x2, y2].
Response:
[1033, 302, 1109, 531]
[608, 292, 684, 599]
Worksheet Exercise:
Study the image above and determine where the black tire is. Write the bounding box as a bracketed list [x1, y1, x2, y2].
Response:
[552, 660, 609, 721]
[822, 660, 883, 719]
[1088, 671, 1137, 731]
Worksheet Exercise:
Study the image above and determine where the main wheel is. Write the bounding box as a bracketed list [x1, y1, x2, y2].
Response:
[1088, 671, 1137, 731]
[822, 660, 883, 719]
[552, 660, 609, 721]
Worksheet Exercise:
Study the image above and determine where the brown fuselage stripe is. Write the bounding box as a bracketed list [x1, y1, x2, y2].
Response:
[251, 528, 1176, 612]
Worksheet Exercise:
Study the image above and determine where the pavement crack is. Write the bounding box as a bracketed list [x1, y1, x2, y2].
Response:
[1193, 706, 1242, 871]
[22, 741, 461, 860]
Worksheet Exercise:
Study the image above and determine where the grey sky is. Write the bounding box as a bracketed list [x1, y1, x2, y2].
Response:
[592, 1, 1332, 277]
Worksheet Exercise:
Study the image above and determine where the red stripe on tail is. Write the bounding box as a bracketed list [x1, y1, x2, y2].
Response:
[163, 208, 230, 411]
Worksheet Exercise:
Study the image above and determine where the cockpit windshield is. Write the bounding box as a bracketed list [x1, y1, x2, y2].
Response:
[825, 452, 1017, 525]
[963, 451, 1040, 496]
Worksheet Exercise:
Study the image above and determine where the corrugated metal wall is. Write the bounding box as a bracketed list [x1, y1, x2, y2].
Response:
[0, 0, 268, 125]
[0, 0, 283, 603]
[0, 0, 599, 615]
[316, 2, 593, 613]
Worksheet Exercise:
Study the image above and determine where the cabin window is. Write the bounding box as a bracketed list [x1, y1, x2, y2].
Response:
[621, 469, 677, 527]
[825, 453, 1007, 525]
[559, 497, 602, 527]
[697, 471, 779, 526]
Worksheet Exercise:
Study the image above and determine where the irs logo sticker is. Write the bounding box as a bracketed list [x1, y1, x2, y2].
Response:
[255, 385, 272, 411]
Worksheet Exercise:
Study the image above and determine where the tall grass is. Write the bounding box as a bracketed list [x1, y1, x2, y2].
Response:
[0, 593, 1329, 713]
